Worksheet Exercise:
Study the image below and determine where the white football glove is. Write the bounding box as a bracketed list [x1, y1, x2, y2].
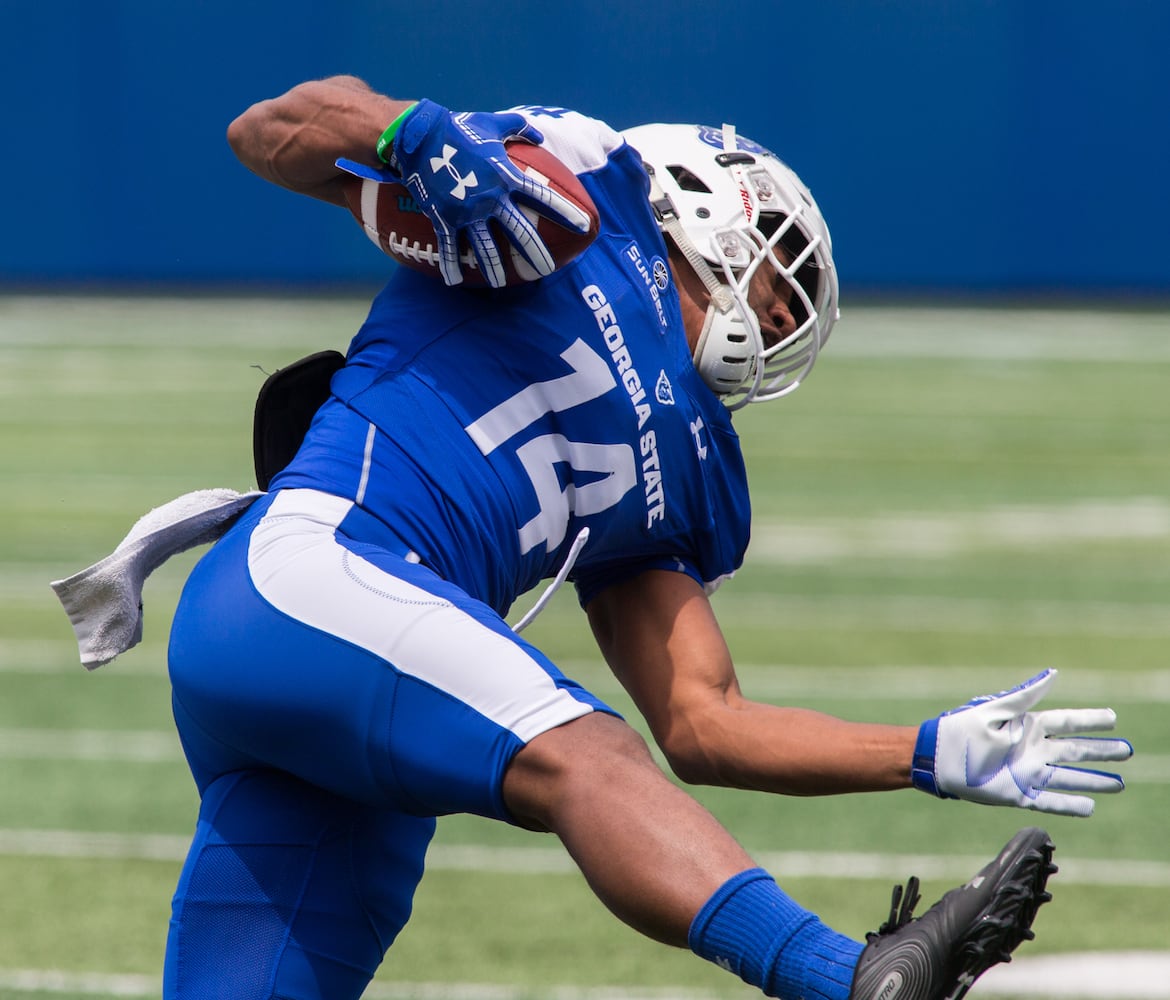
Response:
[911, 668, 1133, 817]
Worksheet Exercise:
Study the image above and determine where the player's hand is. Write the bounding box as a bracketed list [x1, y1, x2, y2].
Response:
[911, 668, 1133, 817]
[337, 99, 591, 288]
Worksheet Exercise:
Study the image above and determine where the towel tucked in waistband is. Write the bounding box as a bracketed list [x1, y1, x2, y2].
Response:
[50, 488, 263, 669]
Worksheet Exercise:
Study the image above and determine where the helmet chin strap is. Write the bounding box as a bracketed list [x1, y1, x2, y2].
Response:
[646, 165, 761, 400]
[645, 169, 735, 317]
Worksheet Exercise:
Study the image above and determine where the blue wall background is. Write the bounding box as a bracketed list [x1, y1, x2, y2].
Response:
[3, 1, 1168, 296]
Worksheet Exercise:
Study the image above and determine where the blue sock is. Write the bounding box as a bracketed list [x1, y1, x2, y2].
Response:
[688, 868, 864, 1000]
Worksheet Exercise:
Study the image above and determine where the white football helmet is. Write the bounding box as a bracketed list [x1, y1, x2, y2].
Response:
[622, 123, 839, 408]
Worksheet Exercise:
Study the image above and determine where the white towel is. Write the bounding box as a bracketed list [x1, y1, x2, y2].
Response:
[50, 488, 263, 669]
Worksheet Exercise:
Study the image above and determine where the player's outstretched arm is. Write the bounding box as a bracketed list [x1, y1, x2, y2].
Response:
[586, 570, 1132, 815]
[586, 569, 919, 796]
[226, 76, 414, 207]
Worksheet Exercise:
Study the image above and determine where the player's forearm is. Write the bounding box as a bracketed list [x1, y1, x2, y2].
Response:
[226, 76, 413, 204]
[588, 572, 917, 795]
[660, 700, 917, 796]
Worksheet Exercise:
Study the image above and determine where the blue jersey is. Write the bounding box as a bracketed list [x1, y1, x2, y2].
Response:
[271, 109, 752, 617]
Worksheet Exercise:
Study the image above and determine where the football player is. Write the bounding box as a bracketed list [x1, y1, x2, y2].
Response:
[105, 77, 1140, 999]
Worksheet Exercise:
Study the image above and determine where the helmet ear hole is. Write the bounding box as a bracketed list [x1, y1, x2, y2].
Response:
[666, 164, 712, 193]
[692, 303, 758, 394]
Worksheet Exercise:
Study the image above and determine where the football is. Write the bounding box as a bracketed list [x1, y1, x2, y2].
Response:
[340, 142, 600, 287]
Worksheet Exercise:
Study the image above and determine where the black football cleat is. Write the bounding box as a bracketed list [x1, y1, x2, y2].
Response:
[849, 827, 1057, 1000]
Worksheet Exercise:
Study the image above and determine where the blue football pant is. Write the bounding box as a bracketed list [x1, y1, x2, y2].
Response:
[162, 768, 434, 999]
[165, 489, 613, 998]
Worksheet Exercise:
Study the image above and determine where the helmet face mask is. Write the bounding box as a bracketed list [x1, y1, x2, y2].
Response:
[622, 123, 839, 408]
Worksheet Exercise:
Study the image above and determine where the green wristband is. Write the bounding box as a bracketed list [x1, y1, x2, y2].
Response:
[375, 103, 419, 165]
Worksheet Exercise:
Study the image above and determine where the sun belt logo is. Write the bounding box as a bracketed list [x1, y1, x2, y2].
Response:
[651, 257, 670, 291]
[429, 144, 479, 200]
[624, 241, 669, 329]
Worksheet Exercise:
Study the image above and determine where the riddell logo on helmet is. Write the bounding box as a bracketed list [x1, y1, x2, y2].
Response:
[737, 185, 753, 222]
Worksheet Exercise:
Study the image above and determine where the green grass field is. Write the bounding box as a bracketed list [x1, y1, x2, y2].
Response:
[1, 294, 1167, 998]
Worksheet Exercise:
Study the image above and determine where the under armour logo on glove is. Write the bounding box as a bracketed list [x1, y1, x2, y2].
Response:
[429, 144, 478, 200]
[348, 99, 591, 287]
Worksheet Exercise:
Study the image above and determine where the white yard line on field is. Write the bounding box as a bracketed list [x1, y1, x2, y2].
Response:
[980, 952, 1170, 997]
[10, 635, 1170, 712]
[708, 592, 1170, 638]
[2, 828, 1169, 888]
[0, 970, 159, 998]
[0, 728, 182, 762]
[2, 724, 1167, 783]
[16, 500, 1170, 594]
[0, 639, 164, 674]
[0, 295, 362, 350]
[828, 307, 1170, 363]
[749, 498, 1170, 565]
[4, 298, 1170, 362]
[1, 956, 1169, 998]
[566, 658, 1170, 708]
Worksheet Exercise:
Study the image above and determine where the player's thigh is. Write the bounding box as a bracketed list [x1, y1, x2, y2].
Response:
[502, 710, 663, 827]
[170, 488, 615, 820]
[164, 768, 434, 1000]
